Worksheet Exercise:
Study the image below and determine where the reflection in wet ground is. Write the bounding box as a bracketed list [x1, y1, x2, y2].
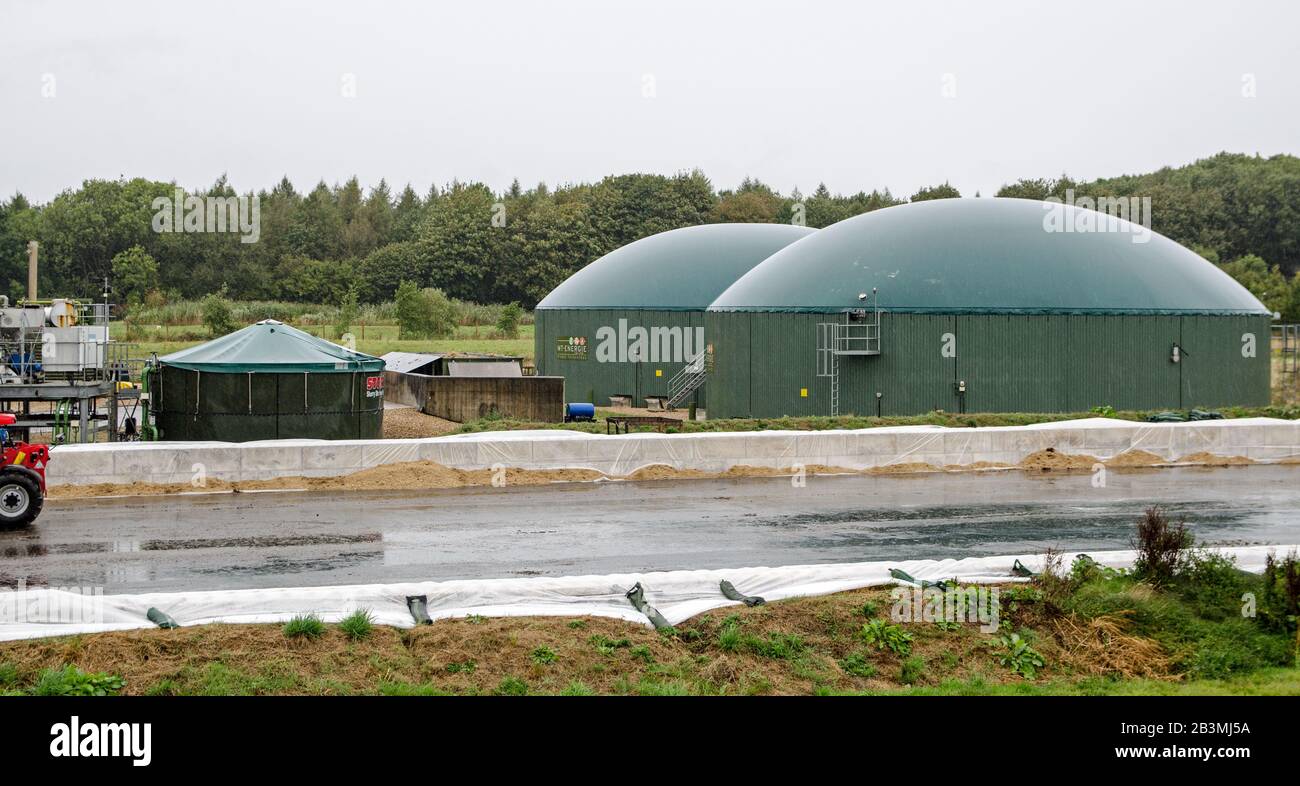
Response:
[1, 465, 1297, 593]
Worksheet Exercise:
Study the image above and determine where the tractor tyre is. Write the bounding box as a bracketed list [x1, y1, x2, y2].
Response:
[0, 469, 43, 528]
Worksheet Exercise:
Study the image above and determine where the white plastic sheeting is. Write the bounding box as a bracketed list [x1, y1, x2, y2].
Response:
[0, 545, 1292, 642]
[45, 417, 1300, 488]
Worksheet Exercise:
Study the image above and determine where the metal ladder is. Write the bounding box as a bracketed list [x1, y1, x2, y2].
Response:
[1279, 324, 1298, 375]
[817, 291, 882, 416]
[667, 348, 709, 409]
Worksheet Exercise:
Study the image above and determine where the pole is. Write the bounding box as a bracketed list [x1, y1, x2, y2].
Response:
[26, 241, 38, 300]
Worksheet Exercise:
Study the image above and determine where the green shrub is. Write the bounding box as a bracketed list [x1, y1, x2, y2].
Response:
[34, 665, 126, 697]
[1131, 506, 1192, 586]
[338, 609, 373, 641]
[1067, 579, 1198, 640]
[334, 284, 359, 339]
[496, 301, 523, 339]
[394, 281, 457, 339]
[200, 286, 236, 336]
[744, 632, 807, 660]
[716, 620, 806, 660]
[494, 676, 528, 696]
[1186, 619, 1292, 679]
[589, 635, 631, 655]
[561, 680, 594, 696]
[282, 614, 326, 639]
[445, 660, 476, 674]
[530, 646, 558, 665]
[717, 623, 743, 652]
[899, 656, 927, 685]
[859, 619, 914, 656]
[838, 651, 877, 678]
[1176, 550, 1252, 620]
[997, 633, 1046, 679]
[1260, 550, 1300, 634]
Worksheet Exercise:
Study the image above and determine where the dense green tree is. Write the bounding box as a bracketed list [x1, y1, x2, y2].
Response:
[110, 245, 159, 305]
[995, 175, 1078, 201]
[507, 198, 604, 307]
[416, 182, 506, 302]
[286, 182, 344, 260]
[803, 183, 850, 227]
[334, 283, 359, 338]
[38, 178, 168, 294]
[356, 241, 423, 303]
[713, 177, 785, 223]
[201, 286, 236, 335]
[8, 154, 1300, 315]
[390, 185, 424, 243]
[275, 255, 353, 303]
[394, 280, 457, 338]
[496, 301, 522, 338]
[910, 182, 962, 201]
[1218, 254, 1290, 316]
[586, 171, 716, 251]
[0, 193, 41, 300]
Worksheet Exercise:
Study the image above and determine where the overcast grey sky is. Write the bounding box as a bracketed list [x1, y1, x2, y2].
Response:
[2, 0, 1297, 202]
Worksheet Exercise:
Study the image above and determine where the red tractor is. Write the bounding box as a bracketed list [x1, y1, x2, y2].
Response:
[0, 413, 48, 527]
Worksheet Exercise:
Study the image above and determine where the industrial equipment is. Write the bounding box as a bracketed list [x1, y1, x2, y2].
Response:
[0, 245, 142, 443]
[0, 412, 48, 527]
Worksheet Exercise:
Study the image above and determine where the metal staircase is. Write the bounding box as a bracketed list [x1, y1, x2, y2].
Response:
[817, 290, 882, 416]
[667, 347, 709, 409]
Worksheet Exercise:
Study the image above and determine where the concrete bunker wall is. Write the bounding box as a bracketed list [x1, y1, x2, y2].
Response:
[384, 370, 564, 423]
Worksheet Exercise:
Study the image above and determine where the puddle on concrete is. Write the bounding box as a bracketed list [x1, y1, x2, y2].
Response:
[192, 550, 382, 577]
[139, 533, 383, 551]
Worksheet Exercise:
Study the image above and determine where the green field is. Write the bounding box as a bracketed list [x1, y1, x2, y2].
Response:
[112, 322, 534, 363]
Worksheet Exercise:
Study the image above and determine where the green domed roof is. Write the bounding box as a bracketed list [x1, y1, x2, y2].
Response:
[709, 198, 1269, 315]
[159, 319, 384, 373]
[537, 223, 815, 310]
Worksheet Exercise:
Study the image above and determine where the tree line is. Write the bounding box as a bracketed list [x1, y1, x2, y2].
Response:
[1, 152, 1299, 319]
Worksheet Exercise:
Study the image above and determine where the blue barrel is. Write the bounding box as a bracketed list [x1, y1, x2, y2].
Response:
[565, 402, 596, 421]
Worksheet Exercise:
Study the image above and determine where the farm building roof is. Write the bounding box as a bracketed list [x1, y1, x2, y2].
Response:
[708, 198, 1270, 315]
[159, 320, 384, 373]
[536, 223, 815, 311]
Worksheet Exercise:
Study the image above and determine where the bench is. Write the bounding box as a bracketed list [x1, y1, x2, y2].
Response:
[605, 415, 681, 435]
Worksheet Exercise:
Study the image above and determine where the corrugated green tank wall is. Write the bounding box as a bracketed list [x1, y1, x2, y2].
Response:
[151, 367, 385, 441]
[704, 312, 1272, 418]
[534, 308, 707, 407]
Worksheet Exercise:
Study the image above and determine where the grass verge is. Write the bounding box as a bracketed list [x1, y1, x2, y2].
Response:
[2, 547, 1295, 696]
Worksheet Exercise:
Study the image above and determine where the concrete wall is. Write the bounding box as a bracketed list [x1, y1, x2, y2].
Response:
[384, 370, 428, 408]
[46, 417, 1300, 488]
[384, 370, 564, 423]
[424, 375, 564, 423]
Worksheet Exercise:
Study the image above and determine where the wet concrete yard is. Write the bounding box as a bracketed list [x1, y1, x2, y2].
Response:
[3, 465, 1299, 593]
